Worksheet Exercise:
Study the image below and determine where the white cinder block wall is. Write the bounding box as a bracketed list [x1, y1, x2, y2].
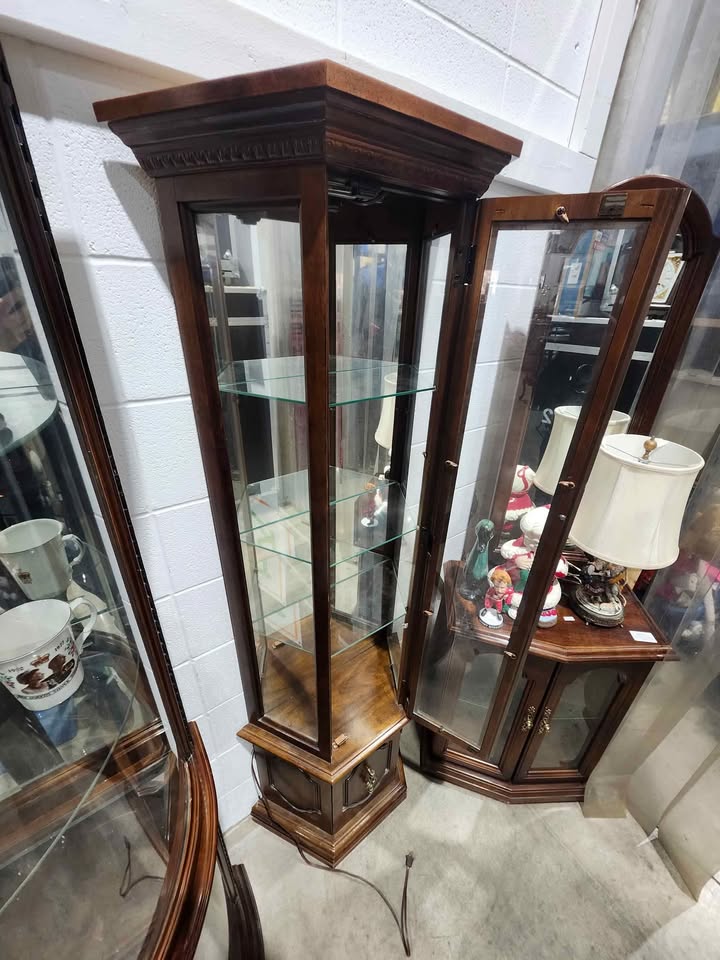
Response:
[1, 0, 634, 832]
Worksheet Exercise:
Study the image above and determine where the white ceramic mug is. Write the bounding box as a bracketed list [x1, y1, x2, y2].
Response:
[0, 597, 96, 710]
[0, 518, 85, 600]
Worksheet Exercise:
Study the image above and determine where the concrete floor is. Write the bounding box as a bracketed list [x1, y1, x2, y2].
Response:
[212, 730, 720, 960]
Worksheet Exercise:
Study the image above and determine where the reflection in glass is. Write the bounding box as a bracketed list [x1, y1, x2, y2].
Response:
[197, 208, 318, 740]
[415, 219, 655, 751]
[532, 668, 620, 769]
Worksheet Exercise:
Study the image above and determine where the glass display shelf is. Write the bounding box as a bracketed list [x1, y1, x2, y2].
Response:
[254, 558, 406, 659]
[239, 482, 416, 565]
[0, 538, 129, 633]
[0, 628, 156, 804]
[237, 467, 397, 534]
[0, 538, 156, 804]
[218, 355, 435, 406]
[248, 550, 387, 625]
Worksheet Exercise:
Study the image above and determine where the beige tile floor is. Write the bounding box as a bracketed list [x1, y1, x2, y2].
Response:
[209, 728, 720, 960]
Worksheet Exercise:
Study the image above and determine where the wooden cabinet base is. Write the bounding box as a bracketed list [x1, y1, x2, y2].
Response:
[249, 740, 407, 866]
[239, 638, 409, 864]
[419, 729, 585, 803]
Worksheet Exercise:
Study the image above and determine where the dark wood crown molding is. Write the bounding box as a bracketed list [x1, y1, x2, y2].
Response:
[93, 60, 521, 198]
[93, 59, 522, 156]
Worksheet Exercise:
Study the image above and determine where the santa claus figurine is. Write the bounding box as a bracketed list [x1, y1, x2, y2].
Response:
[491, 505, 568, 628]
[503, 465, 536, 537]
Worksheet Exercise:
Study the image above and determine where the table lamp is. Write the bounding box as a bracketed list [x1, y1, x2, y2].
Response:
[568, 435, 704, 626]
[534, 405, 630, 496]
[374, 371, 398, 452]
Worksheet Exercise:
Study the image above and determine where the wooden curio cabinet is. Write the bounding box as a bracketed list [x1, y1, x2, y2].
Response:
[95, 61, 718, 858]
[0, 46, 262, 959]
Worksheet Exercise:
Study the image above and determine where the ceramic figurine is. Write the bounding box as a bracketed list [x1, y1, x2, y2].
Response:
[459, 518, 495, 602]
[479, 568, 513, 628]
[573, 558, 626, 626]
[503, 464, 536, 536]
[360, 481, 380, 528]
[491, 505, 568, 628]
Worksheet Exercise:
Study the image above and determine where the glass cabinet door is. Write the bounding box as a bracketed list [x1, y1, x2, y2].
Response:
[0, 157, 180, 956]
[514, 662, 646, 780]
[526, 665, 622, 773]
[196, 206, 322, 745]
[333, 231, 450, 688]
[411, 188, 688, 759]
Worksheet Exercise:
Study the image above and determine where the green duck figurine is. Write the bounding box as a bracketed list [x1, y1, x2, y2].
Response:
[459, 518, 495, 602]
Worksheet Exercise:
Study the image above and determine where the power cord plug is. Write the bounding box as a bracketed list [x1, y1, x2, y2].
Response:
[251, 747, 414, 956]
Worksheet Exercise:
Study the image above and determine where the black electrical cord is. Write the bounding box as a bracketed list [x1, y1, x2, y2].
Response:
[119, 836, 164, 898]
[251, 747, 414, 956]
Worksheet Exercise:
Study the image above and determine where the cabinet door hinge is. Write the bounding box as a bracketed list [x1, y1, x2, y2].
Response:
[454, 244, 476, 285]
[464, 244, 476, 284]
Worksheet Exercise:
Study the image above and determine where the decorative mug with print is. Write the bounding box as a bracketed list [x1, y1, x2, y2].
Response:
[0, 518, 85, 601]
[0, 597, 96, 710]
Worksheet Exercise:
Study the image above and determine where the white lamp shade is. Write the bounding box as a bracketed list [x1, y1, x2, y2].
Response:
[534, 405, 630, 495]
[374, 372, 398, 450]
[570, 435, 704, 570]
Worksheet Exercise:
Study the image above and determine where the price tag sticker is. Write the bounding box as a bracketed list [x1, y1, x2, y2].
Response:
[630, 630, 657, 644]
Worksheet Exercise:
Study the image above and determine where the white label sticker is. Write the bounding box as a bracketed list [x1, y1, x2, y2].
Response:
[630, 630, 657, 644]
[563, 616, 575, 622]
[567, 261, 582, 284]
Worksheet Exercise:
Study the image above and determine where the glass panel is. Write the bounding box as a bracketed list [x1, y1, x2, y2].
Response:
[415, 218, 650, 752]
[238, 484, 416, 565]
[532, 667, 621, 770]
[0, 181, 174, 951]
[1, 755, 178, 960]
[639, 409, 720, 651]
[196, 208, 317, 741]
[333, 237, 446, 691]
[489, 674, 527, 765]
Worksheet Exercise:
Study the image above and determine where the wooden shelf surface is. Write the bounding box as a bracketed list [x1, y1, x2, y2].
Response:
[239, 627, 407, 783]
[444, 560, 672, 664]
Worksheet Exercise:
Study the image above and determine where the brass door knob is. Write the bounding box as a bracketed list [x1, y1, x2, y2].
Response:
[538, 707, 552, 735]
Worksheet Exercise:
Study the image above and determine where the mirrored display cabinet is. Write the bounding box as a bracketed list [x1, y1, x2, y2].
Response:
[0, 47, 261, 959]
[95, 60, 717, 859]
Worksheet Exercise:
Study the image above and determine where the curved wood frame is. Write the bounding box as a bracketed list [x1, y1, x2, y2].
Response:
[609, 175, 720, 435]
[0, 45, 261, 960]
[141, 723, 218, 959]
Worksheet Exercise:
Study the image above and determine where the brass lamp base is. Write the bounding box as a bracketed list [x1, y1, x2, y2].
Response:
[569, 557, 626, 628]
[570, 584, 625, 627]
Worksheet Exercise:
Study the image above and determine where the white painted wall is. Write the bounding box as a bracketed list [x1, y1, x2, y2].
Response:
[0, 0, 636, 831]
